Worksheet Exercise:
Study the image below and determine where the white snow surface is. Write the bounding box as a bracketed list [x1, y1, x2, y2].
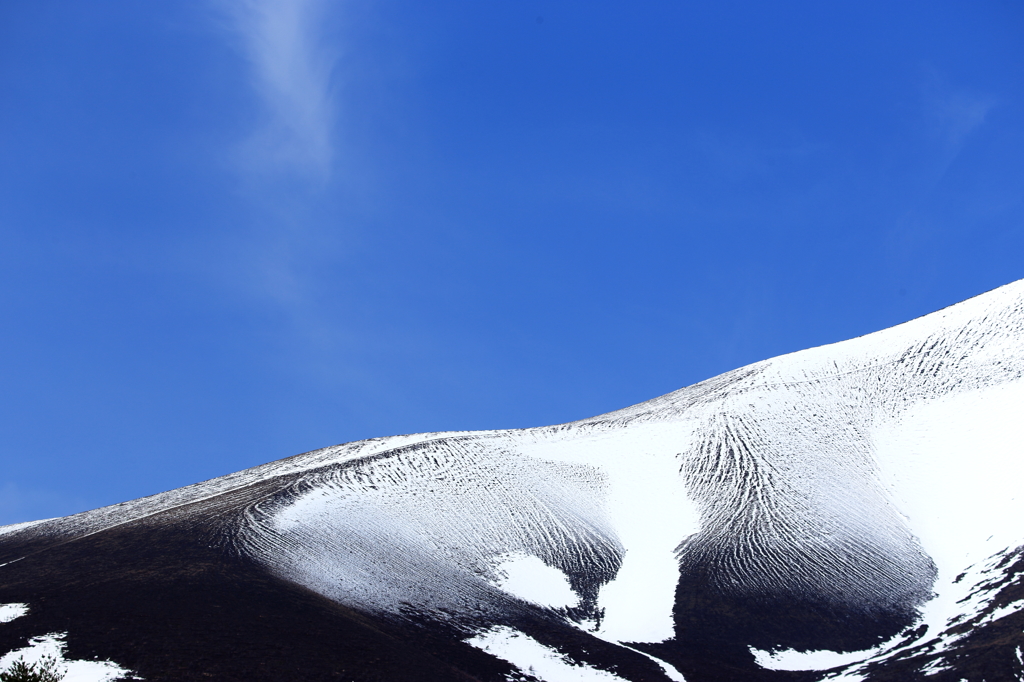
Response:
[0, 632, 137, 682]
[751, 647, 880, 672]
[491, 553, 580, 609]
[0, 603, 28, 623]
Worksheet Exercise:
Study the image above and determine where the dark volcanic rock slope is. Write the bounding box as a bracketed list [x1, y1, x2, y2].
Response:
[2, 281, 1024, 682]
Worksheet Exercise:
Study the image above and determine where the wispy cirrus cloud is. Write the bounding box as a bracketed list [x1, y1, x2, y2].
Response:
[211, 0, 347, 317]
[920, 69, 996, 168]
[223, 0, 340, 181]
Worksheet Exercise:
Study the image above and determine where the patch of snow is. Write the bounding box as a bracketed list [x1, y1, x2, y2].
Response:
[977, 598, 1024, 627]
[0, 632, 139, 682]
[917, 656, 949, 677]
[491, 553, 579, 609]
[467, 626, 626, 681]
[525, 424, 701, 644]
[0, 603, 28, 623]
[751, 646, 883, 671]
[613, 643, 687, 682]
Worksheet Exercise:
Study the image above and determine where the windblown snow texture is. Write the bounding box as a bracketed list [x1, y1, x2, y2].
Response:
[3, 281, 1024, 681]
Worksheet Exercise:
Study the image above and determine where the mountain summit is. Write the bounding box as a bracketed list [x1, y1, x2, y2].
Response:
[3, 282, 1023, 682]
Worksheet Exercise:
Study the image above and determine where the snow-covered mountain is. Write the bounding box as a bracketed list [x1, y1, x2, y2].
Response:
[2, 281, 1023, 682]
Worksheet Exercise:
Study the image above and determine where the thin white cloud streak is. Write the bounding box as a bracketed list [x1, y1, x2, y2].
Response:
[212, 0, 347, 336]
[926, 87, 995, 149]
[920, 69, 996, 177]
[225, 0, 339, 180]
[209, 1, 370, 398]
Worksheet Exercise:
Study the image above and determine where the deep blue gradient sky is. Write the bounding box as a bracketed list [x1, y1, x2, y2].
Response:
[2, 1, 1022, 524]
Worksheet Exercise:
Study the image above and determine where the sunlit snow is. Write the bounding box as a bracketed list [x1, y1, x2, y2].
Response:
[491, 553, 580, 608]
[751, 646, 883, 671]
[0, 603, 28, 623]
[0, 632, 137, 682]
[525, 426, 701, 643]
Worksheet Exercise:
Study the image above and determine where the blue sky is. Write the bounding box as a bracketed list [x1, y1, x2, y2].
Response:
[1, 1, 1022, 524]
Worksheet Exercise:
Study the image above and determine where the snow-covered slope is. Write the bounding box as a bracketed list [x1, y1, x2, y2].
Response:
[3, 281, 1023, 682]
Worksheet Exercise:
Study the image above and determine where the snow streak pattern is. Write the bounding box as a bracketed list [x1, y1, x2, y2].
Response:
[239, 435, 623, 621]
[240, 281, 1024, 666]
